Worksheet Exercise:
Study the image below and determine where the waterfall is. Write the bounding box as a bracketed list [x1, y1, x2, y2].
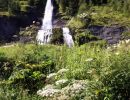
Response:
[36, 0, 53, 44]
[36, 0, 74, 47]
[63, 27, 74, 47]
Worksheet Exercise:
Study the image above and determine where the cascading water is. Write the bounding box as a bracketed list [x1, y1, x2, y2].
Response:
[36, 0, 74, 47]
[36, 0, 53, 44]
[63, 27, 74, 47]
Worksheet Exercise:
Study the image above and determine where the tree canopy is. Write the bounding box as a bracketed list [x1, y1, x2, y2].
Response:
[0, 0, 130, 16]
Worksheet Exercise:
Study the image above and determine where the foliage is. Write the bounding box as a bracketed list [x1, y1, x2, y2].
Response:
[8, 68, 46, 92]
[75, 30, 101, 45]
[0, 42, 130, 99]
[0, 44, 55, 92]
[67, 17, 86, 29]
[0, 84, 42, 100]
[51, 28, 64, 44]
[0, 53, 14, 79]
[0, 0, 46, 15]
[78, 3, 88, 14]
[122, 31, 130, 39]
[19, 23, 39, 43]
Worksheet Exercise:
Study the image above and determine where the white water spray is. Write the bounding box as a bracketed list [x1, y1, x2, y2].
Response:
[63, 27, 74, 47]
[36, 0, 74, 47]
[36, 0, 53, 44]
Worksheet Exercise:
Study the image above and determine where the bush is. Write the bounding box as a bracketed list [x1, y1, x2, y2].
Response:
[67, 17, 86, 29]
[78, 3, 88, 14]
[19, 24, 39, 43]
[122, 31, 130, 39]
[0, 53, 14, 79]
[0, 44, 55, 92]
[7, 50, 55, 92]
[75, 30, 100, 45]
[8, 68, 46, 92]
[51, 28, 64, 45]
[68, 13, 92, 29]
[83, 48, 130, 99]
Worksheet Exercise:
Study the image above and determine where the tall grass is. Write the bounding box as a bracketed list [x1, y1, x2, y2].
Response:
[0, 42, 130, 99]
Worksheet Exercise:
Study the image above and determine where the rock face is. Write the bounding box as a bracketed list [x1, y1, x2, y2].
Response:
[88, 25, 126, 44]
[53, 19, 67, 28]
[0, 16, 20, 42]
[0, 15, 38, 43]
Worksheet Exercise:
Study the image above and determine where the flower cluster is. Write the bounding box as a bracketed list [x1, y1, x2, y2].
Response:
[37, 80, 87, 99]
[57, 68, 69, 75]
[55, 79, 69, 86]
[91, 12, 97, 15]
[77, 13, 88, 18]
[119, 39, 130, 44]
[37, 85, 60, 97]
[47, 73, 57, 79]
[62, 80, 87, 94]
[85, 58, 93, 62]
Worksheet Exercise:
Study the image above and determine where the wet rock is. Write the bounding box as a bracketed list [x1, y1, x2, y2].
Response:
[88, 25, 126, 44]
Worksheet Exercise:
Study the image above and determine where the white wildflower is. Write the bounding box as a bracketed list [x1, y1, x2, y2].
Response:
[91, 12, 97, 15]
[125, 39, 130, 43]
[70, 82, 86, 94]
[115, 52, 120, 55]
[72, 83, 84, 90]
[87, 68, 96, 74]
[57, 68, 69, 74]
[117, 43, 121, 47]
[37, 88, 60, 97]
[112, 44, 117, 48]
[87, 70, 93, 74]
[85, 58, 93, 62]
[47, 73, 57, 79]
[119, 40, 124, 44]
[37, 85, 60, 97]
[107, 46, 111, 50]
[55, 79, 68, 86]
[44, 84, 55, 89]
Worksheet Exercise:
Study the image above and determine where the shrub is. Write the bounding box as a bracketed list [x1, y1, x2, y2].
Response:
[67, 17, 86, 29]
[78, 3, 88, 14]
[75, 30, 100, 45]
[0, 53, 14, 79]
[7, 50, 55, 92]
[19, 24, 39, 43]
[51, 28, 64, 45]
[122, 31, 130, 39]
[8, 69, 46, 92]
[68, 13, 91, 29]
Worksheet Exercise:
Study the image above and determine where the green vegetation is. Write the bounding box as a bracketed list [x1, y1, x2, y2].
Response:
[0, 42, 130, 99]
[1, 0, 130, 99]
[0, 0, 46, 15]
[51, 28, 63, 44]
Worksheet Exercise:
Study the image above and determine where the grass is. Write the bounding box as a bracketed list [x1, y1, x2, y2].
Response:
[73, 6, 130, 27]
[0, 11, 10, 16]
[89, 6, 130, 26]
[0, 42, 130, 99]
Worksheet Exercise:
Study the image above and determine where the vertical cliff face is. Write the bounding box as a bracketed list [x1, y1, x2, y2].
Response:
[0, 16, 19, 43]
[0, 15, 39, 43]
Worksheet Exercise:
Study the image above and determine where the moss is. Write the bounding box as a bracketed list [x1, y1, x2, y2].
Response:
[88, 6, 130, 26]
[75, 30, 101, 45]
[51, 28, 63, 45]
[67, 17, 87, 29]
